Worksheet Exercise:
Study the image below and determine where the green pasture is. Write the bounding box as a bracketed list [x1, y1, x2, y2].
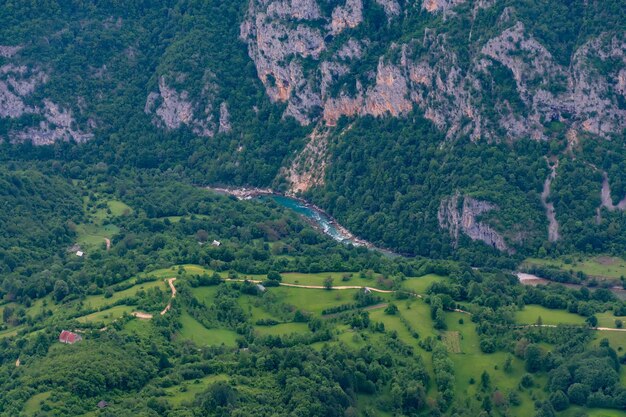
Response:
[178, 312, 238, 347]
[164, 374, 229, 406]
[401, 274, 447, 294]
[83, 279, 166, 310]
[267, 287, 361, 315]
[524, 256, 626, 280]
[23, 391, 52, 415]
[77, 305, 134, 324]
[254, 322, 309, 336]
[515, 305, 586, 326]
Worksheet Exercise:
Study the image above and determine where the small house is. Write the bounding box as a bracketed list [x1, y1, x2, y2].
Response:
[363, 287, 371, 294]
[76, 251, 84, 257]
[59, 330, 82, 344]
[256, 284, 266, 293]
[211, 240, 221, 246]
[97, 400, 108, 409]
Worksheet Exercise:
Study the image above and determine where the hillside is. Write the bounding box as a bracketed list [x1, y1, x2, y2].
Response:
[0, 4, 626, 415]
[0, 0, 625, 260]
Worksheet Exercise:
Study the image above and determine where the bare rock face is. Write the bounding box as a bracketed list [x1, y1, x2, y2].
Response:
[375, 0, 400, 18]
[331, 0, 363, 35]
[438, 193, 510, 252]
[145, 75, 218, 137]
[218, 102, 232, 134]
[284, 125, 330, 192]
[600, 172, 626, 212]
[422, 0, 465, 13]
[482, 23, 626, 139]
[242, 1, 626, 141]
[12, 100, 93, 145]
[0, 59, 93, 144]
[0, 45, 22, 58]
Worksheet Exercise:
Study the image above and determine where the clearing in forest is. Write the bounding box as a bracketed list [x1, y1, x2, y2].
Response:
[442, 331, 461, 353]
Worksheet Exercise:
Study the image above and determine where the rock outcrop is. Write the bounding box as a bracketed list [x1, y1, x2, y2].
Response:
[12, 100, 93, 145]
[482, 23, 626, 140]
[218, 102, 232, 134]
[600, 172, 626, 212]
[145, 74, 219, 137]
[0, 45, 22, 58]
[438, 193, 510, 252]
[0, 58, 93, 144]
[422, 0, 465, 13]
[283, 125, 330, 192]
[242, 2, 626, 141]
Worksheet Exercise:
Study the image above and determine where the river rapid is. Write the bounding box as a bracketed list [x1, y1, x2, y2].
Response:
[207, 187, 399, 256]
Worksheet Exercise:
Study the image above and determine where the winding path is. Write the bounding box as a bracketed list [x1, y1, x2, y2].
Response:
[132, 278, 177, 320]
[129, 276, 623, 332]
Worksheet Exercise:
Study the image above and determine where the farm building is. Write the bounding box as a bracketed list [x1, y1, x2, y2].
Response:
[59, 330, 82, 344]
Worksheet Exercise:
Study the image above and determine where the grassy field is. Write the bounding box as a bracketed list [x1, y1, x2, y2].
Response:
[280, 271, 360, 286]
[443, 311, 547, 417]
[75, 223, 119, 249]
[515, 305, 586, 326]
[525, 256, 626, 280]
[164, 374, 229, 406]
[178, 312, 238, 347]
[401, 274, 447, 294]
[596, 311, 625, 329]
[23, 391, 51, 415]
[592, 330, 626, 352]
[107, 200, 132, 216]
[254, 322, 309, 336]
[74, 195, 131, 250]
[267, 287, 363, 315]
[77, 305, 135, 324]
[564, 407, 626, 417]
[83, 279, 165, 310]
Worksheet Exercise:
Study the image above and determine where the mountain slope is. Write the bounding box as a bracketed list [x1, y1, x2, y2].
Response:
[0, 0, 625, 260]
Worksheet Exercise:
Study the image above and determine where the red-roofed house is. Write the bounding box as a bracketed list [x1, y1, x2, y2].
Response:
[59, 330, 82, 344]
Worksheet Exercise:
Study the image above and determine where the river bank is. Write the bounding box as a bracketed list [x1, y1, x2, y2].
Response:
[206, 186, 400, 257]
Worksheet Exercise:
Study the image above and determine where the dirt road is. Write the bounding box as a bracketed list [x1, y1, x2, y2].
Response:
[132, 277, 177, 319]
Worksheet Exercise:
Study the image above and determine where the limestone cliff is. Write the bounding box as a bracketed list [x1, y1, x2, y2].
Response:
[438, 193, 510, 253]
[284, 125, 330, 193]
[0, 50, 93, 145]
[241, 1, 626, 142]
[145, 74, 219, 137]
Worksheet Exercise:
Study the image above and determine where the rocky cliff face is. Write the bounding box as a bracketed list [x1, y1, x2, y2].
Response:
[438, 193, 510, 252]
[145, 74, 223, 138]
[241, 1, 626, 142]
[283, 125, 330, 192]
[0, 48, 93, 145]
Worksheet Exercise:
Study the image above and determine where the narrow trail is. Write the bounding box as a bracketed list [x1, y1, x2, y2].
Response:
[132, 278, 177, 320]
[279, 282, 395, 293]
[541, 158, 560, 242]
[225, 278, 397, 294]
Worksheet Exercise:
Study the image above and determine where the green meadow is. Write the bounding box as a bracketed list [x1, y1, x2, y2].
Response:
[524, 256, 626, 280]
